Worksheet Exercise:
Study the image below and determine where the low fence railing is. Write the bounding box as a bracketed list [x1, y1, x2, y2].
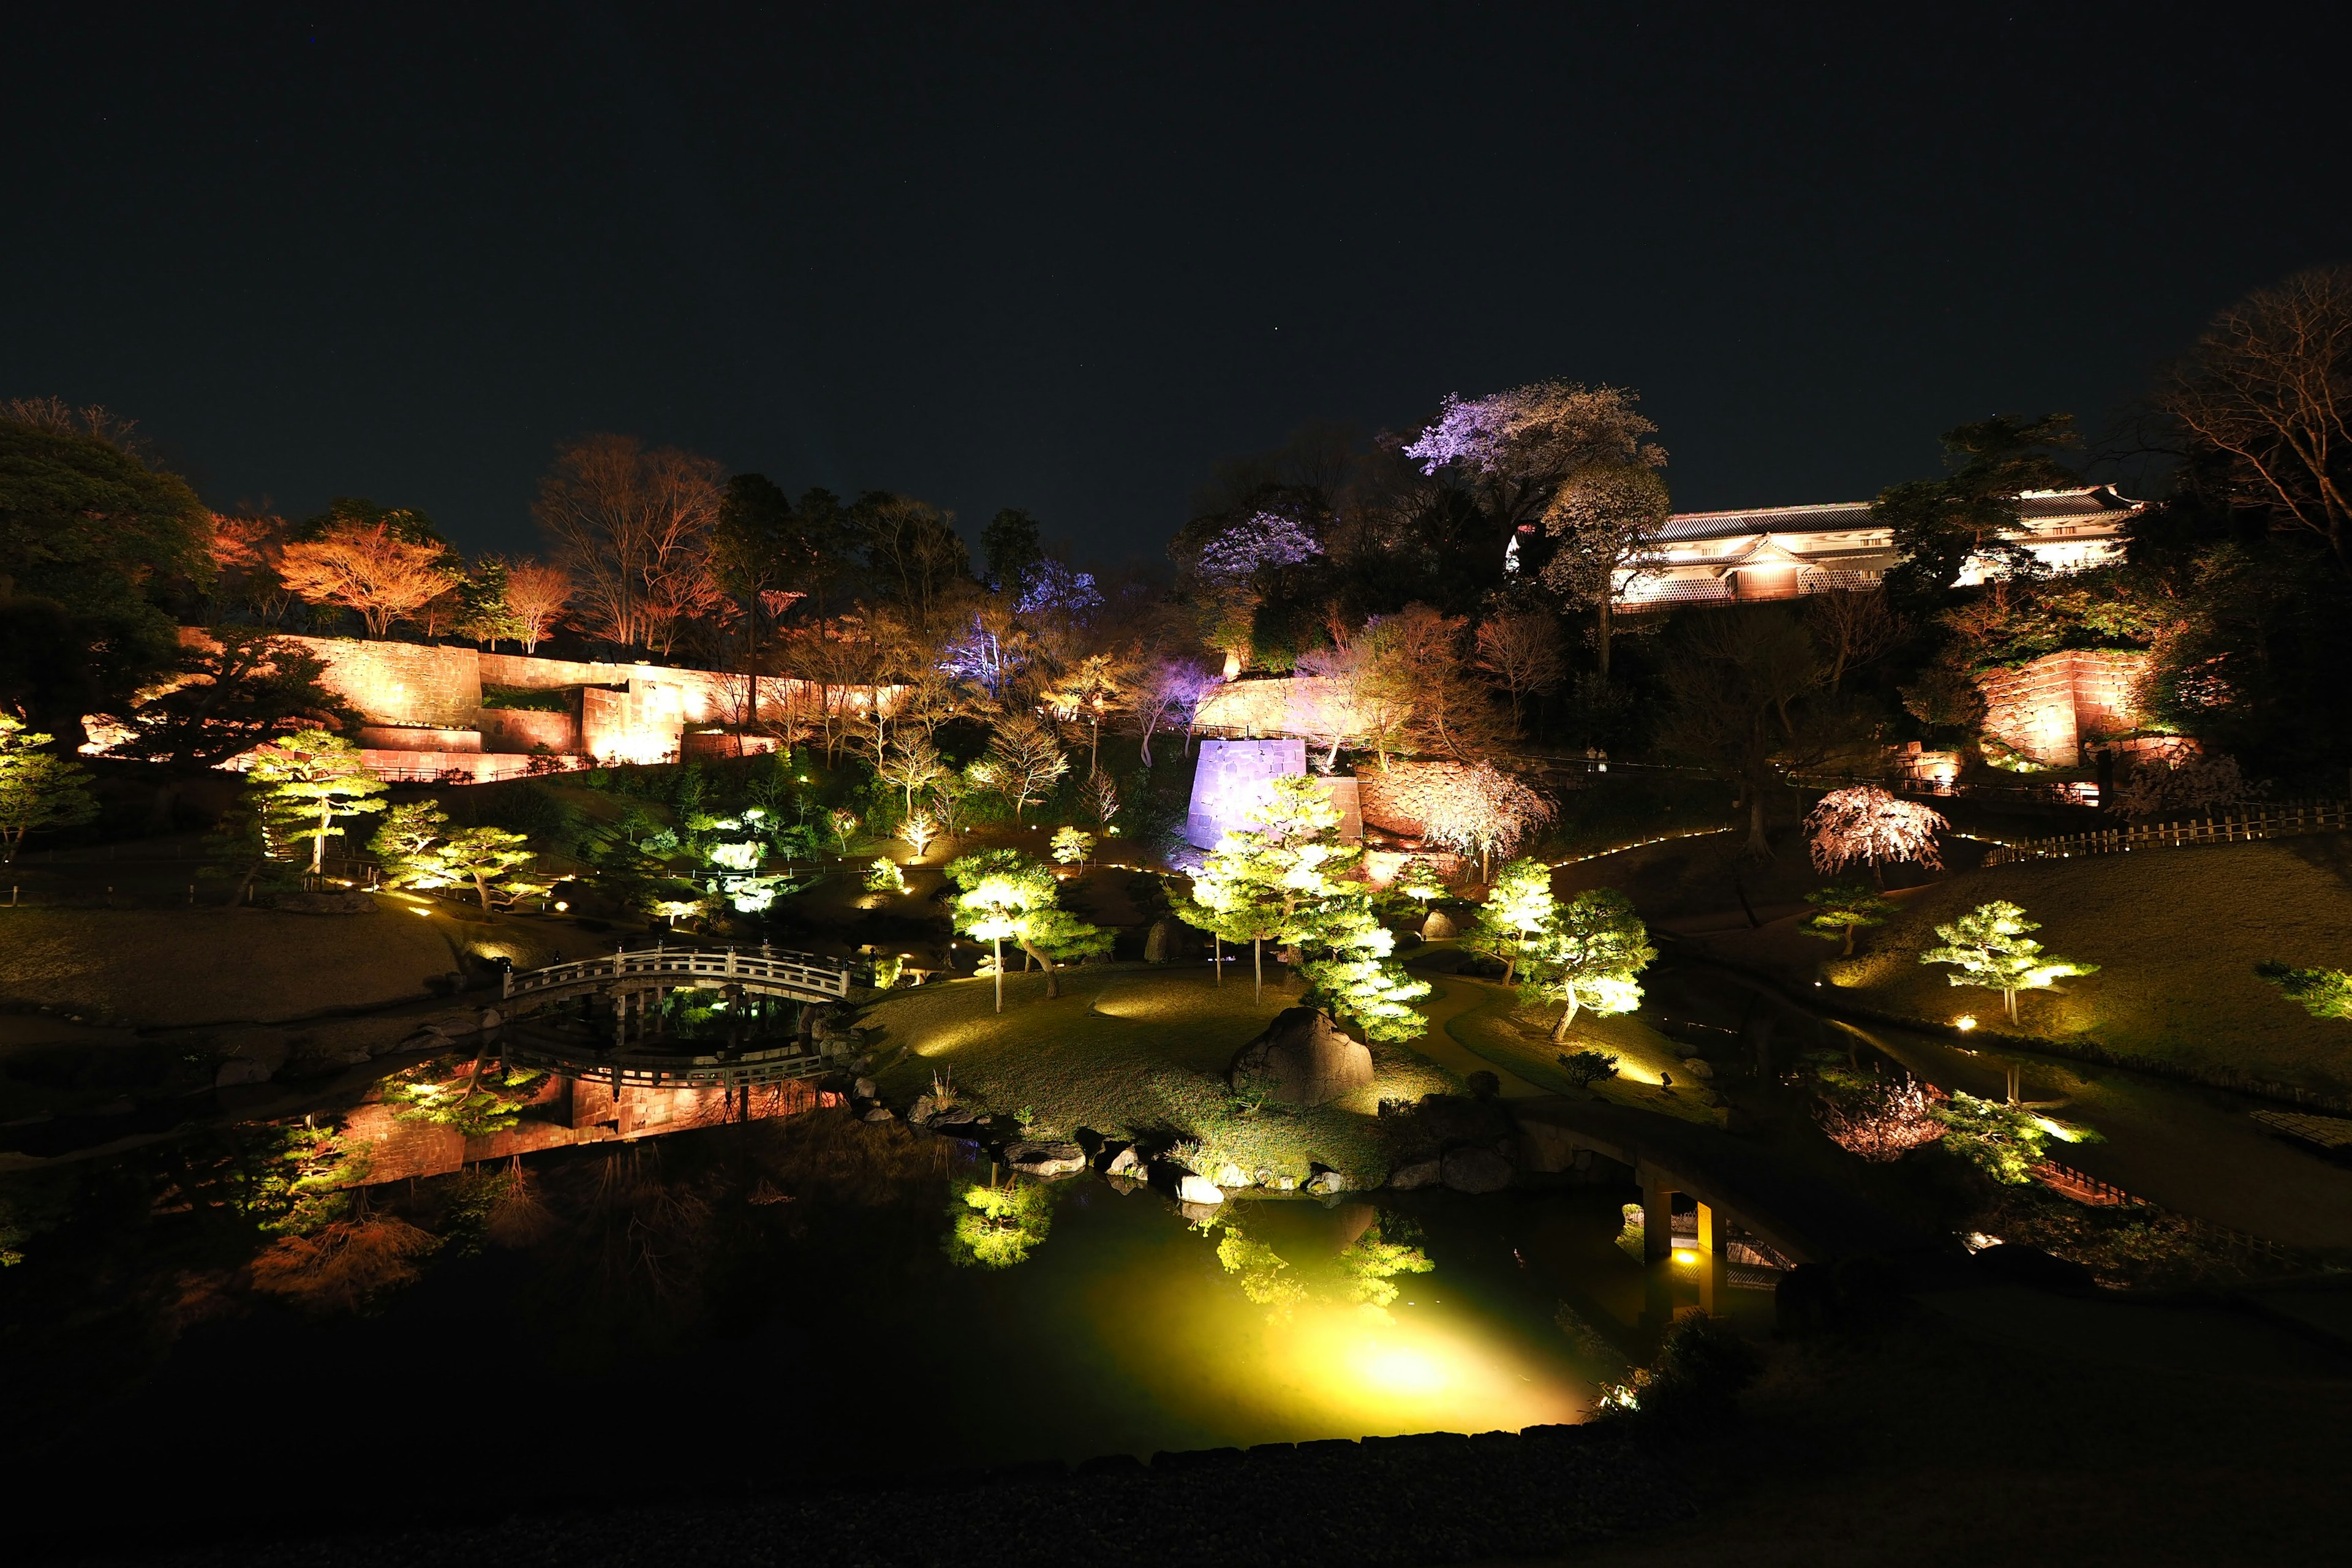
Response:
[2033, 1158, 2323, 1275]
[1981, 799, 2352, 867]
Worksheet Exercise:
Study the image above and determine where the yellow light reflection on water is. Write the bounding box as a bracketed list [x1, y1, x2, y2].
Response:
[1093, 1271, 1586, 1444]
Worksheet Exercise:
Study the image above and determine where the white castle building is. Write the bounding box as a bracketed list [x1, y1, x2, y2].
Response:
[1607, 486, 2142, 609]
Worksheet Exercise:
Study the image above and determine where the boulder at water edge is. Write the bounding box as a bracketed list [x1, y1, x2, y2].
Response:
[1388, 1155, 1442, 1191]
[1441, 1147, 1515, 1194]
[1008, 1141, 1089, 1177]
[1227, 1007, 1374, 1107]
[1177, 1173, 1225, 1205]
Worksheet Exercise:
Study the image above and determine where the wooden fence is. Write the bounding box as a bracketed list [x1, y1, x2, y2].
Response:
[1980, 798, 2352, 867]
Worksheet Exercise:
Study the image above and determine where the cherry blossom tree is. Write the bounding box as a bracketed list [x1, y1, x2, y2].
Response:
[1537, 464, 1671, 677]
[1804, 784, 1948, 888]
[1403, 382, 1667, 575]
[1817, 1077, 1945, 1161]
[1123, 658, 1219, 766]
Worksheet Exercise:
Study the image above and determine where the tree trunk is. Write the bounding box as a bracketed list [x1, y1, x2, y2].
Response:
[1842, 922, 1856, 957]
[1022, 938, 1061, 1000]
[1253, 938, 1262, 1003]
[1595, 595, 1612, 679]
[992, 937, 1004, 1012]
[1743, 791, 1771, 861]
[1213, 931, 1221, 985]
[1551, 998, 1580, 1044]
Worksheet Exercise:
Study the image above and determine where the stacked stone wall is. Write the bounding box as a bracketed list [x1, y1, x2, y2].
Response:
[1193, 676, 1373, 741]
[1355, 761, 1487, 840]
[478, 708, 579, 753]
[1977, 649, 2150, 766]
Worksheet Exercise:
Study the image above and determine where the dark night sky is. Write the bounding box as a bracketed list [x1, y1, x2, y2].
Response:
[6, 3, 2348, 564]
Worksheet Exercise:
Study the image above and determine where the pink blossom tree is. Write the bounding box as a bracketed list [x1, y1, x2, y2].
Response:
[1403, 382, 1667, 556]
[1804, 783, 1947, 888]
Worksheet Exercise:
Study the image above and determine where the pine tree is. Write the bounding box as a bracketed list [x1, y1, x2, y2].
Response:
[0, 716, 98, 865]
[1527, 889, 1656, 1043]
[1464, 857, 1558, 984]
[946, 849, 1107, 1008]
[1802, 884, 1897, 957]
[1918, 900, 2096, 1023]
[242, 728, 387, 875]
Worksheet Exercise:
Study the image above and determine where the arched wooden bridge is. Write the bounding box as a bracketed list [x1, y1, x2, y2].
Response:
[494, 945, 859, 1090]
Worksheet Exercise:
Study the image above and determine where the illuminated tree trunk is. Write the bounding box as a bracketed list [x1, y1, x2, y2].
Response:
[1213, 931, 1221, 986]
[1595, 595, 1612, 679]
[993, 937, 1004, 1013]
[1253, 937, 1262, 1003]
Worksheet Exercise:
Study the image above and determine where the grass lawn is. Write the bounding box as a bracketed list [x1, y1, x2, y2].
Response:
[861, 962, 1458, 1185]
[1696, 835, 2352, 1100]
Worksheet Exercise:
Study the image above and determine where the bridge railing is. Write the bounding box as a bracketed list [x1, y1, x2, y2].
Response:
[505, 946, 853, 1001]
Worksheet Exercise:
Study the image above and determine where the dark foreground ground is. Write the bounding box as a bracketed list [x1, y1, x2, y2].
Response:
[69, 1276, 2352, 1568]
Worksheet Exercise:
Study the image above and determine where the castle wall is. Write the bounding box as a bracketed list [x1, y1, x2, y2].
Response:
[1977, 649, 2150, 766]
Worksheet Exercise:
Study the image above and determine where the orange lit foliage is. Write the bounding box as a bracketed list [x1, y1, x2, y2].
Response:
[276, 521, 458, 637]
[248, 1215, 439, 1313]
[502, 559, 573, 653]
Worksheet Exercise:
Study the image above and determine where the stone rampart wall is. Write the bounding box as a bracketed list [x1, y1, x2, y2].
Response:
[1355, 761, 1486, 840]
[1193, 676, 1373, 741]
[1977, 649, 2150, 766]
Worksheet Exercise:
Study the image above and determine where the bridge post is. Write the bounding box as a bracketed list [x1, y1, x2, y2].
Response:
[1695, 1202, 1722, 1313]
[1641, 1172, 1675, 1264]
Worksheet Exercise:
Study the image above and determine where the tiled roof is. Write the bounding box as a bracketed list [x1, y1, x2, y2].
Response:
[1657, 486, 2141, 544]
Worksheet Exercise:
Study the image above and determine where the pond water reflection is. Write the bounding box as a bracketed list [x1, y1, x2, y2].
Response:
[1, 1112, 1719, 1556]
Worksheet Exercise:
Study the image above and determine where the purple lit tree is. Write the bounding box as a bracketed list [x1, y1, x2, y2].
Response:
[1403, 381, 1667, 538]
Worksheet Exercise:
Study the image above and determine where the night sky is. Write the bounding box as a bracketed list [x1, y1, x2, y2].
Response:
[6, 4, 2348, 562]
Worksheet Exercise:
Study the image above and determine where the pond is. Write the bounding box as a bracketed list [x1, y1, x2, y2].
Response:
[0, 1110, 1755, 1558]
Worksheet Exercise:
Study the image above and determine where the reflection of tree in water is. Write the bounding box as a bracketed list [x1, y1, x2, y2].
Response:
[944, 1175, 1053, 1269]
[1205, 1207, 1434, 1320]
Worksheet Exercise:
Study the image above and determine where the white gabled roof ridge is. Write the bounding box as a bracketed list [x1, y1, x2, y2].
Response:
[1665, 500, 1872, 524]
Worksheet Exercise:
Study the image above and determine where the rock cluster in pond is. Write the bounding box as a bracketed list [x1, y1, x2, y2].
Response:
[1226, 1006, 1373, 1107]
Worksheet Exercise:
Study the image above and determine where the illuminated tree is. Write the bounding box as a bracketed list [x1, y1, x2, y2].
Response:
[1122, 657, 1221, 766]
[1537, 464, 1671, 678]
[1042, 650, 1131, 777]
[276, 520, 459, 638]
[2256, 961, 2352, 1021]
[242, 728, 387, 875]
[1404, 381, 1667, 578]
[945, 1175, 1053, 1269]
[1804, 784, 1947, 887]
[1802, 884, 1897, 957]
[502, 560, 571, 654]
[1297, 904, 1430, 1042]
[1472, 610, 1566, 733]
[2113, 752, 2254, 821]
[946, 848, 1108, 1008]
[451, 556, 525, 647]
[368, 799, 543, 913]
[1528, 889, 1656, 1044]
[1420, 763, 1556, 880]
[878, 731, 947, 822]
[1050, 826, 1093, 867]
[971, 711, 1068, 823]
[533, 434, 726, 653]
[1918, 900, 2097, 1023]
[1464, 857, 1558, 984]
[1183, 775, 1353, 1003]
[0, 715, 97, 864]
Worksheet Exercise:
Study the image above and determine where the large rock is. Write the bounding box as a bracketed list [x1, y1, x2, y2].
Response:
[1176, 1174, 1225, 1206]
[1227, 1007, 1373, 1107]
[1388, 1155, 1442, 1191]
[1213, 1163, 1250, 1189]
[1420, 908, 1459, 941]
[1102, 1145, 1143, 1177]
[1441, 1147, 1515, 1194]
[1143, 918, 1178, 963]
[1008, 1141, 1088, 1178]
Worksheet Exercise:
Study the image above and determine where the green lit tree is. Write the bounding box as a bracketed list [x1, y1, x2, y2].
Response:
[1528, 889, 1656, 1044]
[1464, 856, 1558, 984]
[241, 728, 387, 875]
[1928, 1091, 2101, 1185]
[1050, 825, 1094, 868]
[0, 715, 98, 864]
[2256, 961, 2352, 1020]
[946, 848, 1108, 1008]
[1803, 884, 1898, 957]
[369, 798, 545, 914]
[1918, 900, 2097, 1023]
[1182, 774, 1354, 1003]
